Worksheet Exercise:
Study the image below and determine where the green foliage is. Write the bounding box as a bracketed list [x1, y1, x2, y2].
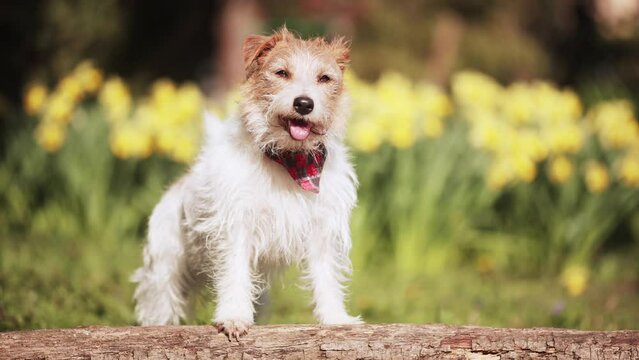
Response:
[351, 121, 498, 276]
[0, 108, 183, 330]
[1, 107, 182, 240]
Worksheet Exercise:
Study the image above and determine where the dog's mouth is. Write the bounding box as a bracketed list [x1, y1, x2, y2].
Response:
[279, 116, 327, 142]
[283, 117, 313, 141]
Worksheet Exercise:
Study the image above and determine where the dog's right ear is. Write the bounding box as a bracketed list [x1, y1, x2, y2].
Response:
[242, 35, 270, 73]
[243, 30, 287, 78]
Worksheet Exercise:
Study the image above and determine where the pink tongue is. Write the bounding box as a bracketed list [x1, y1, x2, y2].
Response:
[289, 122, 311, 141]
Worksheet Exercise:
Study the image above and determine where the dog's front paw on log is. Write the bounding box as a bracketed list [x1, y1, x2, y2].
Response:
[214, 319, 253, 341]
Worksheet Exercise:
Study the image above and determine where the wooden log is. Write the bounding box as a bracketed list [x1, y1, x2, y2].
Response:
[1, 324, 638, 359]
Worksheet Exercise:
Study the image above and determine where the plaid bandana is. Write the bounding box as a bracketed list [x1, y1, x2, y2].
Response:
[266, 144, 327, 193]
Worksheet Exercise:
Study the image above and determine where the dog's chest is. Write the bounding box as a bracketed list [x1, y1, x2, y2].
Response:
[188, 140, 355, 263]
[242, 157, 351, 262]
[247, 181, 329, 259]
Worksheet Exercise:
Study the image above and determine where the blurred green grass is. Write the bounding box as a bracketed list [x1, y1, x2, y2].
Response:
[2, 229, 638, 330]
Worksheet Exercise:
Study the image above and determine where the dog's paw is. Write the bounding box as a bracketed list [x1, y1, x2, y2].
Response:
[214, 319, 252, 341]
[321, 314, 364, 325]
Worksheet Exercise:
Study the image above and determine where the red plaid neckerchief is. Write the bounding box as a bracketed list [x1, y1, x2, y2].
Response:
[266, 144, 327, 194]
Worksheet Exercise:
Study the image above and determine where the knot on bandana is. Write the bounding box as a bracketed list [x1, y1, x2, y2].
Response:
[266, 144, 327, 193]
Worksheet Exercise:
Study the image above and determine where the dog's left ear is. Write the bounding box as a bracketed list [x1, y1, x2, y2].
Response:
[330, 36, 351, 71]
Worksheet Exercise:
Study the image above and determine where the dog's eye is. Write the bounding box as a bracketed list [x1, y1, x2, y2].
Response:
[275, 69, 289, 79]
[318, 74, 332, 83]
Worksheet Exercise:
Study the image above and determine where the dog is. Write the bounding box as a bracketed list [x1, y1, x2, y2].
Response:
[132, 27, 362, 339]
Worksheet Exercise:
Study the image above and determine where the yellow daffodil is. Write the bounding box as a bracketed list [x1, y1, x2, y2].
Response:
[415, 83, 452, 119]
[531, 81, 562, 125]
[109, 123, 153, 159]
[388, 121, 416, 149]
[561, 265, 589, 297]
[537, 87, 583, 125]
[501, 83, 535, 125]
[343, 69, 364, 90]
[57, 76, 83, 102]
[585, 161, 609, 193]
[548, 156, 573, 184]
[43, 91, 75, 124]
[559, 89, 583, 122]
[151, 79, 177, 107]
[423, 116, 444, 138]
[511, 154, 537, 183]
[376, 72, 416, 138]
[469, 114, 506, 152]
[153, 103, 177, 127]
[617, 153, 639, 187]
[99, 77, 132, 123]
[599, 120, 638, 149]
[131, 103, 155, 128]
[172, 83, 203, 125]
[544, 123, 584, 154]
[515, 130, 548, 162]
[155, 126, 178, 155]
[73, 60, 103, 93]
[348, 121, 384, 153]
[588, 100, 639, 149]
[24, 83, 48, 115]
[452, 70, 503, 112]
[412, 84, 450, 139]
[34, 122, 66, 152]
[168, 131, 199, 163]
[486, 158, 514, 190]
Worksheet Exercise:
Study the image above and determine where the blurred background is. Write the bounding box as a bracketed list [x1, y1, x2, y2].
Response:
[1, 0, 639, 331]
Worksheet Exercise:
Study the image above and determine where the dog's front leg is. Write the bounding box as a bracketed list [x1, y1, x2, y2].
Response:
[307, 234, 363, 325]
[213, 228, 255, 340]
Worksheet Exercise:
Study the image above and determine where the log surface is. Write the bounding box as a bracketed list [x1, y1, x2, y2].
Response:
[1, 324, 638, 359]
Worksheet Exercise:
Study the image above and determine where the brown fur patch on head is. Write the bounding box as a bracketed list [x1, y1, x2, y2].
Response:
[242, 27, 351, 78]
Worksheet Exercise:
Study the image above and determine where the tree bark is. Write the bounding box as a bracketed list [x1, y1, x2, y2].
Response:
[212, 0, 263, 97]
[424, 10, 466, 86]
[1, 324, 638, 359]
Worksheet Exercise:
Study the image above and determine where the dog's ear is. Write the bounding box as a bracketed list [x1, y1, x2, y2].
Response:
[330, 36, 351, 71]
[242, 35, 270, 72]
[243, 28, 290, 78]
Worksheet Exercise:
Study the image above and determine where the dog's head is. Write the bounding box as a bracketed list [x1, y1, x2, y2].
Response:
[239, 27, 350, 152]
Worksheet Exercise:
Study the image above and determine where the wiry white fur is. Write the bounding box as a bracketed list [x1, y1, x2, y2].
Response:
[132, 39, 361, 336]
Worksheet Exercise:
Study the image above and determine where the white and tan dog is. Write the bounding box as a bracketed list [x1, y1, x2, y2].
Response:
[132, 27, 361, 339]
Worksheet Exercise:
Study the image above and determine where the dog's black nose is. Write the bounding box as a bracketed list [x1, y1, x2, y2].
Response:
[293, 96, 314, 115]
